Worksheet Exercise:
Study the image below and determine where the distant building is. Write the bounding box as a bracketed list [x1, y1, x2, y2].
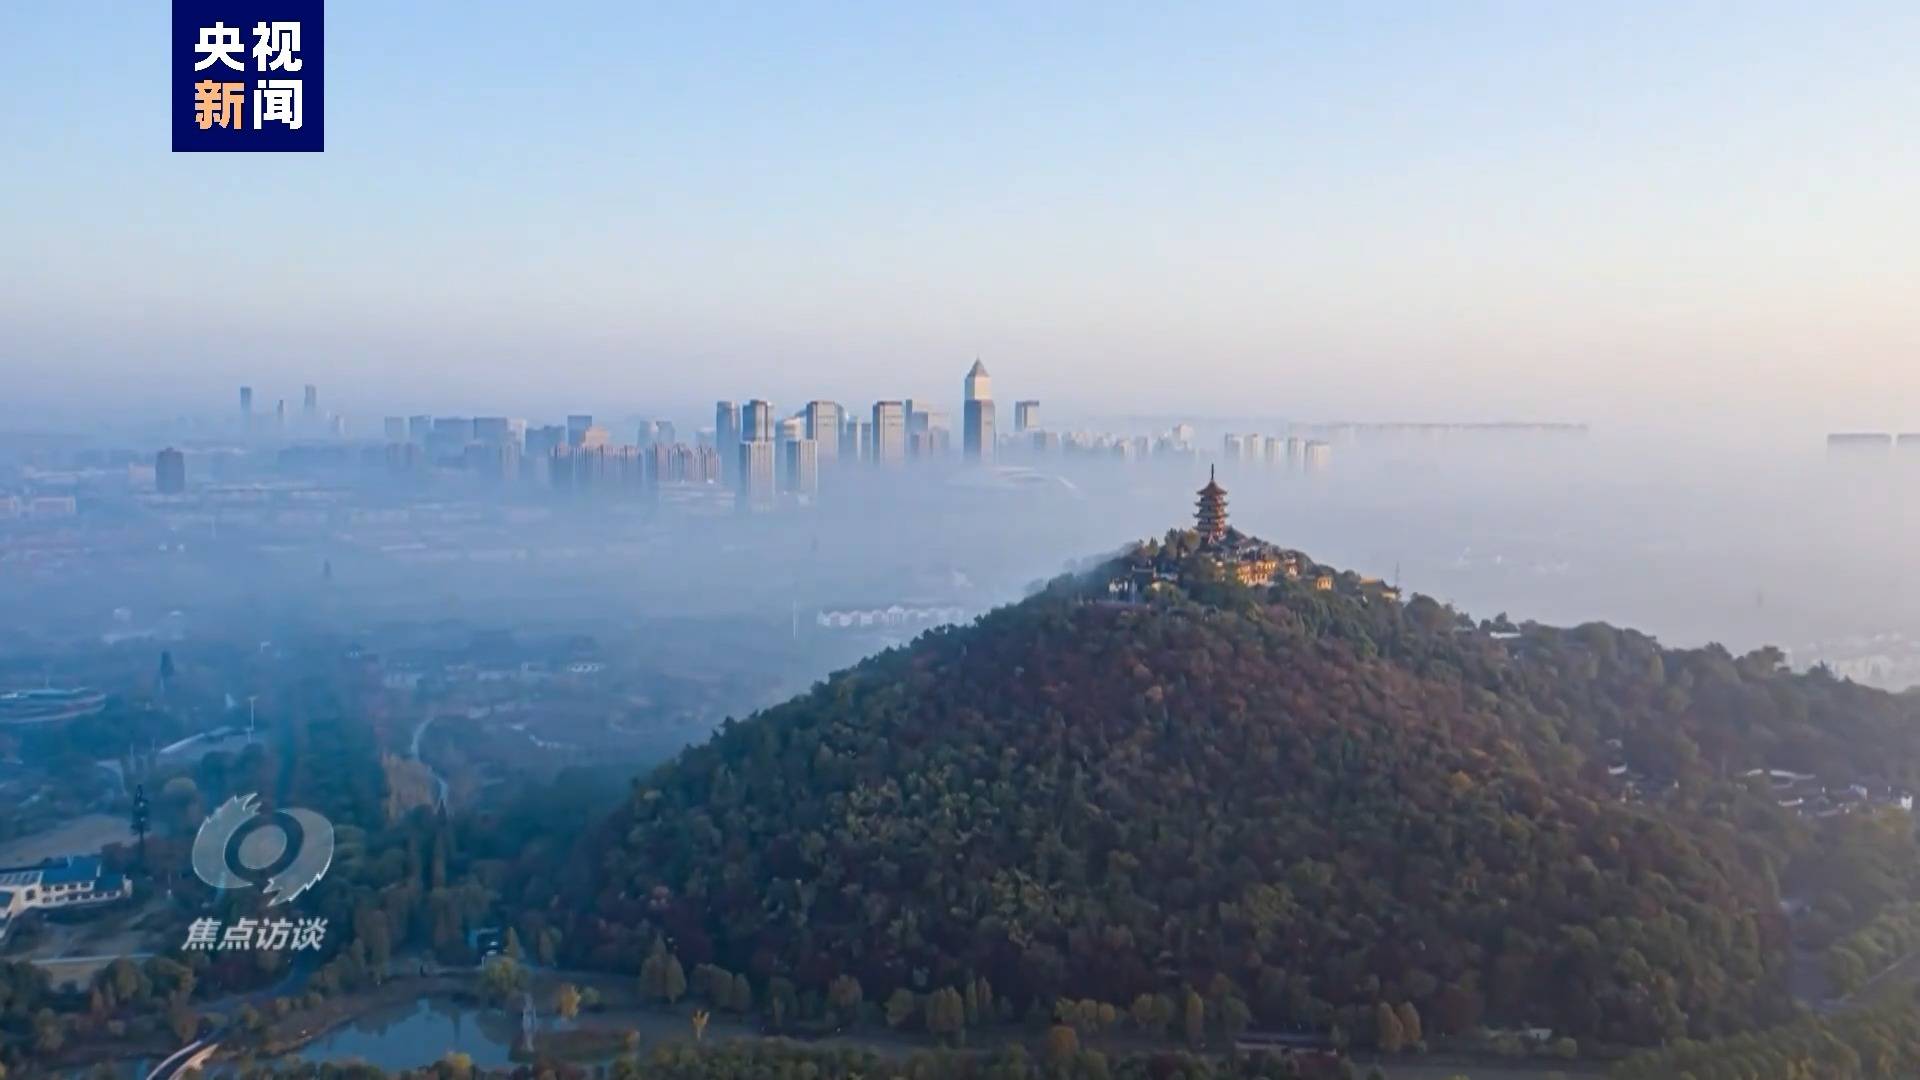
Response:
[776, 415, 806, 444]
[715, 401, 741, 480]
[383, 416, 406, 442]
[273, 398, 287, 431]
[638, 420, 674, 446]
[566, 414, 594, 448]
[872, 401, 907, 465]
[155, 447, 186, 494]
[841, 418, 871, 463]
[1302, 441, 1331, 471]
[782, 438, 819, 496]
[579, 425, 611, 450]
[1014, 400, 1040, 434]
[524, 424, 565, 461]
[963, 360, 995, 462]
[1828, 432, 1893, 456]
[29, 496, 77, 519]
[472, 416, 513, 446]
[743, 400, 775, 443]
[804, 401, 842, 465]
[239, 385, 254, 428]
[737, 439, 776, 510]
[408, 415, 432, 445]
[302, 384, 318, 420]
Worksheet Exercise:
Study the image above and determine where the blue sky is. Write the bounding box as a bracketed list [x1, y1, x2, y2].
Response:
[2, 2, 1916, 433]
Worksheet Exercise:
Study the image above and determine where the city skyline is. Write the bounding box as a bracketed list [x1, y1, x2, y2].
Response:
[4, 3, 1919, 439]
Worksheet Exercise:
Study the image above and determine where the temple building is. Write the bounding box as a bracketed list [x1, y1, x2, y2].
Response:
[1195, 467, 1229, 543]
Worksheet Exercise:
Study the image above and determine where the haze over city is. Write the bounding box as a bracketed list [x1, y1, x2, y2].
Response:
[4, 1, 1919, 436]
[4, 7, 1920, 1080]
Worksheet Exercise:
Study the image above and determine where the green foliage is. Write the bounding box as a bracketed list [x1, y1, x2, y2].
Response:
[1613, 990, 1920, 1079]
[559, 545, 1920, 1049]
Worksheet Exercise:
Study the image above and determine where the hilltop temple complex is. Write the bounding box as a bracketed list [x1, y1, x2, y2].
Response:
[1109, 469, 1400, 601]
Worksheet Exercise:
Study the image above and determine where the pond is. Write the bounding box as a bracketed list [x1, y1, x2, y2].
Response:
[293, 996, 528, 1071]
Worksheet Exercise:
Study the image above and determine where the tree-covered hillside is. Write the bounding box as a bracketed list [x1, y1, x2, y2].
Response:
[563, 532, 1920, 1049]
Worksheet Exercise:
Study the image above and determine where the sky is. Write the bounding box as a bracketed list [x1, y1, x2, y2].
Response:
[2, 2, 1917, 436]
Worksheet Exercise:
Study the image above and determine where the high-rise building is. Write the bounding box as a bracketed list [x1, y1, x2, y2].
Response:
[743, 400, 775, 443]
[239, 386, 254, 429]
[1014, 400, 1040, 434]
[273, 399, 287, 431]
[715, 401, 741, 481]
[638, 419, 675, 446]
[383, 416, 406, 442]
[567, 414, 594, 448]
[303, 384, 318, 420]
[963, 360, 994, 462]
[1302, 441, 1332, 471]
[408, 415, 432, 445]
[804, 401, 842, 465]
[782, 438, 819, 496]
[580, 425, 611, 450]
[155, 447, 186, 494]
[692, 444, 721, 483]
[840, 419, 871, 463]
[525, 424, 565, 461]
[872, 402, 906, 464]
[473, 417, 512, 445]
[737, 439, 776, 510]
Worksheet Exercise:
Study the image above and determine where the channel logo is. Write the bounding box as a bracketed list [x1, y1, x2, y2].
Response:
[190, 794, 334, 904]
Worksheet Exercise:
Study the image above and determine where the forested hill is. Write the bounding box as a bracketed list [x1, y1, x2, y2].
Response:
[563, 531, 1920, 1049]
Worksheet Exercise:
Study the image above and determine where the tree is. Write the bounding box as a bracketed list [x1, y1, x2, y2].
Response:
[1183, 989, 1206, 1048]
[691, 1009, 710, 1042]
[1375, 1002, 1405, 1053]
[555, 983, 581, 1021]
[1394, 1001, 1423, 1048]
[828, 974, 863, 1021]
[926, 987, 967, 1044]
[1046, 1025, 1081, 1066]
[885, 988, 918, 1029]
[480, 956, 526, 1004]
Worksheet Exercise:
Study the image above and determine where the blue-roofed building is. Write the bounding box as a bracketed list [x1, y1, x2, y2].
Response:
[0, 854, 132, 941]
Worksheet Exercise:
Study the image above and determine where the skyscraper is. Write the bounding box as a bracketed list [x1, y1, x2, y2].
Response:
[567, 414, 594, 448]
[155, 448, 186, 494]
[302, 384, 318, 420]
[963, 359, 995, 462]
[408, 415, 432, 445]
[743, 400, 775, 443]
[804, 401, 842, 465]
[1014, 400, 1040, 434]
[239, 386, 254, 429]
[872, 401, 906, 465]
[841, 418, 871, 463]
[782, 438, 819, 496]
[737, 439, 776, 510]
[715, 401, 741, 481]
[383, 417, 406, 442]
[273, 398, 287, 432]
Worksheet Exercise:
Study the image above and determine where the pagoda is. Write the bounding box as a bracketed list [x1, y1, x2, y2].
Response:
[1195, 466, 1229, 544]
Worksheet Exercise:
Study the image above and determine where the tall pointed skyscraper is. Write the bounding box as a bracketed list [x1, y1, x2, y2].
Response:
[962, 359, 995, 462]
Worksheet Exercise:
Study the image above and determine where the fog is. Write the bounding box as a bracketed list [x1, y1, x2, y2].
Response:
[3, 422, 1916, 734]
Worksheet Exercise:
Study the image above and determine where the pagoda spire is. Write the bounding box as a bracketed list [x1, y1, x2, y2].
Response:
[1195, 466, 1228, 543]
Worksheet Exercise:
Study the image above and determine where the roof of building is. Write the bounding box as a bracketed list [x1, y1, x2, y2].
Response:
[1198, 466, 1226, 496]
[967, 359, 989, 377]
